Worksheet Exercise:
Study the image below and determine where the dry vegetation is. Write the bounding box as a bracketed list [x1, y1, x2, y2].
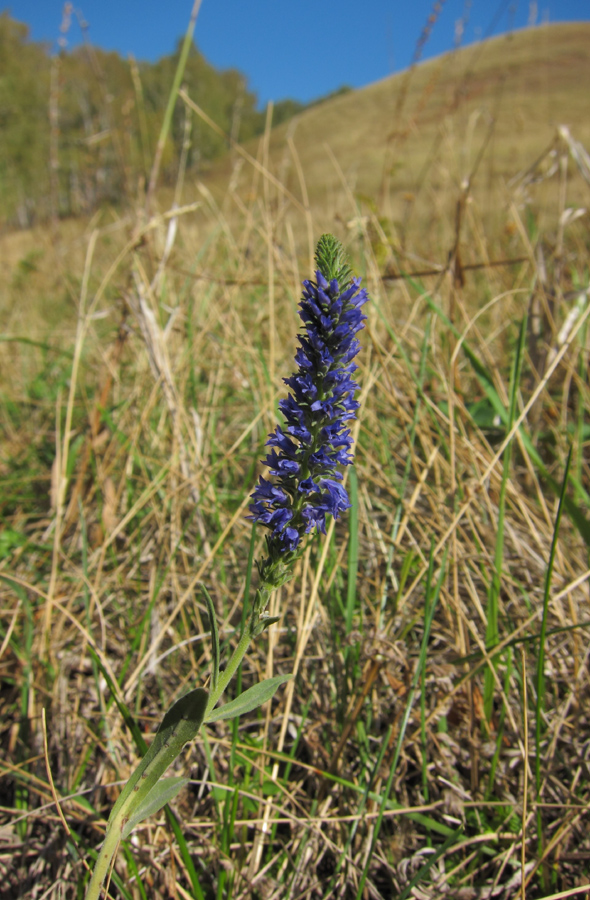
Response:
[1, 21, 590, 900]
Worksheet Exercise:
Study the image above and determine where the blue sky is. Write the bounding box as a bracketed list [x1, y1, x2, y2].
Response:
[5, 0, 590, 108]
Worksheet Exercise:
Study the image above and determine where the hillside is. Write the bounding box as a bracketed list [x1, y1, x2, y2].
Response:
[199, 22, 590, 254]
[3, 22, 589, 347]
[3, 22, 589, 336]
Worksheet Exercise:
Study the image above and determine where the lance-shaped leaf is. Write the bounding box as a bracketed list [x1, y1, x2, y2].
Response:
[108, 687, 208, 829]
[206, 675, 291, 723]
[122, 776, 189, 839]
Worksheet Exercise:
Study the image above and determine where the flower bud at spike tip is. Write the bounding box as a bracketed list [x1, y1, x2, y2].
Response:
[248, 235, 369, 593]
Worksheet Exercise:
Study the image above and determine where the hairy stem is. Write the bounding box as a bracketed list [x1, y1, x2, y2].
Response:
[205, 623, 254, 718]
[85, 810, 125, 900]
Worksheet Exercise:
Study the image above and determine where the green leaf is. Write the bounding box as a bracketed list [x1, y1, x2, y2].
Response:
[0, 528, 27, 559]
[109, 687, 208, 827]
[122, 777, 188, 839]
[314, 234, 353, 289]
[206, 675, 291, 723]
[262, 780, 280, 797]
[252, 614, 280, 637]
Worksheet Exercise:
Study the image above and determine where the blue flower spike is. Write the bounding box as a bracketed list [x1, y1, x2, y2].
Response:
[84, 236, 368, 899]
[248, 234, 369, 631]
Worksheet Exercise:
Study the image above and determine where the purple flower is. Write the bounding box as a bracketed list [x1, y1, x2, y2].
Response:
[248, 237, 368, 566]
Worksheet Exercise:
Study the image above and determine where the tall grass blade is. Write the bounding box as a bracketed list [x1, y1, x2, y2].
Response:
[534, 445, 572, 866]
[356, 542, 447, 899]
[145, 0, 203, 208]
[202, 584, 220, 690]
[483, 317, 526, 723]
[345, 467, 359, 636]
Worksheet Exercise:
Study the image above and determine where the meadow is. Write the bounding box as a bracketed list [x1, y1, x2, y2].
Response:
[1, 19, 590, 900]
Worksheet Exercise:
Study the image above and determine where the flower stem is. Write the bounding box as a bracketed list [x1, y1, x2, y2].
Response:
[205, 622, 254, 718]
[85, 808, 125, 900]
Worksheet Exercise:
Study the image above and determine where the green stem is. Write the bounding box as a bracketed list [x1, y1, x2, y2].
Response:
[85, 594, 267, 899]
[145, 0, 203, 211]
[85, 688, 208, 900]
[205, 625, 253, 718]
[85, 810, 126, 900]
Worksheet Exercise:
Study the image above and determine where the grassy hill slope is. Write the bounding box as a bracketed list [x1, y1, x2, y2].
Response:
[201, 22, 590, 253]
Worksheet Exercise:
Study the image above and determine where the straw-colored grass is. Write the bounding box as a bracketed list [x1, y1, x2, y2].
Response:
[1, 20, 590, 900]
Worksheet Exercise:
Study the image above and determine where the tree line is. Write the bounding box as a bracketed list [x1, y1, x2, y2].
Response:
[0, 13, 350, 228]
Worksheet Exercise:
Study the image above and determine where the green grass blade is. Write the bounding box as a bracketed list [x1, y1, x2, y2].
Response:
[164, 806, 206, 900]
[535, 445, 572, 864]
[345, 467, 359, 636]
[483, 317, 526, 723]
[355, 542, 447, 899]
[202, 584, 220, 690]
[397, 827, 465, 900]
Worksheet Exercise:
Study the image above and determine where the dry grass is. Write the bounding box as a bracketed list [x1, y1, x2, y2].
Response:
[1, 21, 590, 900]
[198, 22, 590, 249]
